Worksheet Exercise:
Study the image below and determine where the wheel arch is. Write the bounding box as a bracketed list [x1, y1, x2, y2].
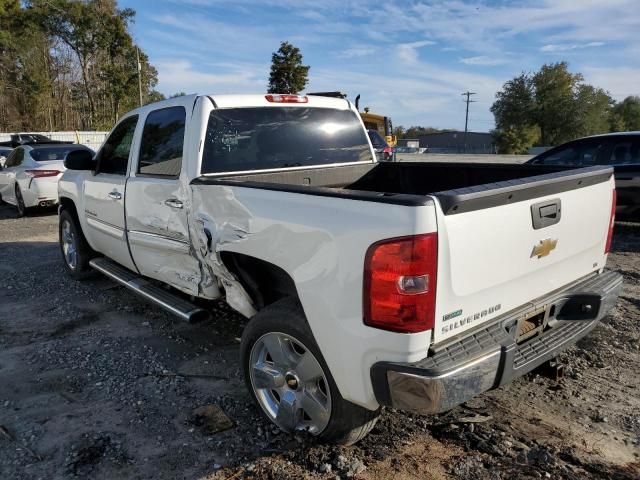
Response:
[58, 196, 79, 218]
[220, 251, 299, 311]
[58, 196, 97, 255]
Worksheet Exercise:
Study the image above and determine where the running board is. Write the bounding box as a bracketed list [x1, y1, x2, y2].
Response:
[89, 258, 210, 323]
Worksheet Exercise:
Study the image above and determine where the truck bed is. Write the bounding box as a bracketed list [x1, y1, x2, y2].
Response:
[192, 162, 610, 214]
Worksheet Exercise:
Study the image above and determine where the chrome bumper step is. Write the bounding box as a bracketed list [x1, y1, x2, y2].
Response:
[89, 257, 209, 323]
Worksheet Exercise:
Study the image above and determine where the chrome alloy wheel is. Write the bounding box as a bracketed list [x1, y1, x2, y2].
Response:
[61, 219, 77, 270]
[249, 332, 331, 435]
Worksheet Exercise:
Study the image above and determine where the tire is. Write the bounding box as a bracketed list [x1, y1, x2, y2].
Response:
[240, 297, 380, 445]
[59, 209, 94, 280]
[15, 184, 27, 217]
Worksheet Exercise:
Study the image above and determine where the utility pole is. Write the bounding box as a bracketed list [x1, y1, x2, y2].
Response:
[136, 46, 143, 107]
[461, 91, 476, 153]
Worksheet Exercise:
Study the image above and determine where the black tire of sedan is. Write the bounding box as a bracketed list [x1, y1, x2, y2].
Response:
[240, 297, 380, 445]
[59, 209, 94, 280]
[15, 185, 26, 217]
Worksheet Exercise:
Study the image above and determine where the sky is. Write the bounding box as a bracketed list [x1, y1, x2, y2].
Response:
[122, 0, 640, 132]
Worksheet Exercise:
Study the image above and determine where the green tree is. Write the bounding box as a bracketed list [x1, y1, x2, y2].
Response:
[392, 125, 406, 138]
[492, 125, 540, 154]
[613, 96, 640, 131]
[532, 62, 584, 145]
[267, 41, 309, 94]
[574, 84, 614, 137]
[393, 125, 453, 140]
[491, 74, 536, 132]
[491, 62, 615, 153]
[0, 1, 161, 131]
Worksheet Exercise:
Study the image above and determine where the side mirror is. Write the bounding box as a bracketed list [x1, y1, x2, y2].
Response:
[0, 156, 6, 168]
[64, 150, 95, 170]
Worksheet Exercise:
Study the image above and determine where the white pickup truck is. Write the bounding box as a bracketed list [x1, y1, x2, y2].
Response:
[58, 93, 622, 445]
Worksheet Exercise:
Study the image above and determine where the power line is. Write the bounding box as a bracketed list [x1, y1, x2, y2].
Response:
[461, 91, 477, 152]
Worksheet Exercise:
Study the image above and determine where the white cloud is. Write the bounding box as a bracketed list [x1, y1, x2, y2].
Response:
[582, 66, 640, 99]
[541, 41, 605, 52]
[396, 40, 436, 64]
[139, 0, 640, 130]
[460, 56, 508, 66]
[339, 45, 376, 58]
[365, 0, 639, 56]
[156, 60, 266, 94]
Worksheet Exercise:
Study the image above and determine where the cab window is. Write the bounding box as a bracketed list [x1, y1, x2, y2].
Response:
[97, 115, 139, 175]
[137, 107, 185, 177]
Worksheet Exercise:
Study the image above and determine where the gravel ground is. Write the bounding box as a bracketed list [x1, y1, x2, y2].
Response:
[0, 203, 639, 480]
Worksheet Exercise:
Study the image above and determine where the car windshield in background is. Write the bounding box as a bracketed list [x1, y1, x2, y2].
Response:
[30, 146, 87, 162]
[201, 107, 373, 174]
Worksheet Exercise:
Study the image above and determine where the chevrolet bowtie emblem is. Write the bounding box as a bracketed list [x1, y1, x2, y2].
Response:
[531, 238, 558, 259]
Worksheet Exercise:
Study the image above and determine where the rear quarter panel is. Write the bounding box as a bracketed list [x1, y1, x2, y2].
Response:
[190, 184, 437, 409]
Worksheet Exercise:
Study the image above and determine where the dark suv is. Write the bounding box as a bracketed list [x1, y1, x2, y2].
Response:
[527, 132, 640, 218]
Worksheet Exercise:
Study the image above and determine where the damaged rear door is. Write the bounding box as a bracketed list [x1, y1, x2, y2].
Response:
[125, 105, 201, 295]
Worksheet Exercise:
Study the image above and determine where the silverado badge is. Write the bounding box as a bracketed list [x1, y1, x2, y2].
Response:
[531, 238, 558, 259]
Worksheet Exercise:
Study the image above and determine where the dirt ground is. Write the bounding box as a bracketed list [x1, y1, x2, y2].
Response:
[0, 203, 638, 480]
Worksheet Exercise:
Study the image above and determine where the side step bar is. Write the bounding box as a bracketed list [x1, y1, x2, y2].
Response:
[89, 258, 210, 323]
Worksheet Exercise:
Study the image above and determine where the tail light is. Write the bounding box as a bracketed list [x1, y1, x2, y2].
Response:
[363, 233, 438, 333]
[383, 146, 393, 160]
[24, 169, 60, 178]
[265, 94, 308, 103]
[605, 189, 616, 254]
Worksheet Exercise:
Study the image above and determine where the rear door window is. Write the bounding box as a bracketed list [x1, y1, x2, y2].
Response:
[138, 106, 186, 177]
[605, 138, 640, 165]
[97, 115, 138, 175]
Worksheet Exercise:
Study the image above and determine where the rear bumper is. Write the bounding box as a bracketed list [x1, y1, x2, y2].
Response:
[22, 177, 60, 207]
[370, 270, 623, 414]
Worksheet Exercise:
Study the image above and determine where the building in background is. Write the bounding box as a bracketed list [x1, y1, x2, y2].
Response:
[418, 131, 495, 154]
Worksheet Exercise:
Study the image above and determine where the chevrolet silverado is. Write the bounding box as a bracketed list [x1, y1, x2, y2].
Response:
[57, 93, 622, 445]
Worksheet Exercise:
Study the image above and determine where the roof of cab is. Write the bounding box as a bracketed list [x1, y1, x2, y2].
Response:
[127, 93, 352, 117]
[209, 94, 352, 109]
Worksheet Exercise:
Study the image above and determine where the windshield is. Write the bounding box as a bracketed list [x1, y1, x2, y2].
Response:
[201, 107, 373, 174]
[30, 146, 88, 162]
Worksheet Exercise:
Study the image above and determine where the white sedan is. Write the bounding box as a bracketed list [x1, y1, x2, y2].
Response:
[0, 144, 93, 217]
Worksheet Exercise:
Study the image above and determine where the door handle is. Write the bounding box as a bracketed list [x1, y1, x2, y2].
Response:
[164, 198, 183, 209]
[531, 198, 561, 229]
[108, 190, 122, 200]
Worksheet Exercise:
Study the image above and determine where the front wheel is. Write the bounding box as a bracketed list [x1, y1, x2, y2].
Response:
[240, 297, 380, 445]
[59, 209, 94, 279]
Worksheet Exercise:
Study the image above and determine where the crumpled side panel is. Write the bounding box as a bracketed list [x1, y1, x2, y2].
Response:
[189, 186, 257, 318]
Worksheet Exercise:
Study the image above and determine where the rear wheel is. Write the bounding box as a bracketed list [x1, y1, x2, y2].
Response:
[240, 297, 380, 445]
[15, 185, 26, 217]
[59, 209, 94, 279]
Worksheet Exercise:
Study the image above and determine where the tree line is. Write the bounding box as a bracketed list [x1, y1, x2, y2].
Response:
[0, 0, 164, 132]
[492, 62, 640, 153]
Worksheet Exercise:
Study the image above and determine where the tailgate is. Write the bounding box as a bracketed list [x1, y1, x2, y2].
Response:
[431, 166, 614, 343]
